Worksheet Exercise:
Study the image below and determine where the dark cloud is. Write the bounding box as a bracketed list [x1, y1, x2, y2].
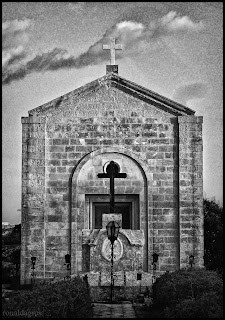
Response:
[2, 66, 27, 85]
[2, 46, 109, 84]
[172, 83, 208, 106]
[2, 12, 204, 85]
[3, 49, 27, 69]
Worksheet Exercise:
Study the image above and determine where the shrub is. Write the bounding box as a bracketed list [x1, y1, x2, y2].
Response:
[152, 268, 223, 318]
[2, 246, 20, 287]
[2, 276, 93, 318]
[162, 292, 223, 318]
[2, 246, 21, 263]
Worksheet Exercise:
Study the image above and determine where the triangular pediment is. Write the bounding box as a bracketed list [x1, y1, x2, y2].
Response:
[28, 72, 195, 117]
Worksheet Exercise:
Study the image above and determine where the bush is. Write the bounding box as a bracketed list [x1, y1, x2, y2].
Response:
[162, 292, 223, 318]
[2, 246, 20, 287]
[2, 276, 93, 318]
[2, 246, 21, 263]
[153, 268, 223, 318]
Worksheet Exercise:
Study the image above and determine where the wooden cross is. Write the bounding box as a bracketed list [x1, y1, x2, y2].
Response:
[97, 161, 127, 213]
[103, 37, 122, 65]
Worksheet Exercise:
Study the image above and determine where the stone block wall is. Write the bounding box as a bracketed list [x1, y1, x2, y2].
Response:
[21, 79, 203, 284]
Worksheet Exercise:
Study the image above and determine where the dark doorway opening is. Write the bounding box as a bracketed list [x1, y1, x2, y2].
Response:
[94, 202, 132, 229]
[85, 194, 140, 230]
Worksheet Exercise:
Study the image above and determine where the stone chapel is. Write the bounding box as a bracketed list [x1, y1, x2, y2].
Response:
[21, 43, 204, 298]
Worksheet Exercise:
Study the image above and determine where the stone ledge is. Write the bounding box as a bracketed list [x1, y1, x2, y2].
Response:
[178, 116, 203, 123]
[82, 229, 145, 246]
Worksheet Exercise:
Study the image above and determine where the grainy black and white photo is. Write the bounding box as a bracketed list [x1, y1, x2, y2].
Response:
[2, 2, 223, 318]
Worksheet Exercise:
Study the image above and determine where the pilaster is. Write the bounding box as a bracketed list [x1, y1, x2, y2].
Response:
[178, 116, 204, 269]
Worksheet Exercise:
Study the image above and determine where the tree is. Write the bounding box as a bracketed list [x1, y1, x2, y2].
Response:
[204, 198, 223, 275]
[2, 223, 21, 245]
[2, 224, 21, 286]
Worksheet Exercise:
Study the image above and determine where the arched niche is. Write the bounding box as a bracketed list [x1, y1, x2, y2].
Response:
[69, 147, 154, 273]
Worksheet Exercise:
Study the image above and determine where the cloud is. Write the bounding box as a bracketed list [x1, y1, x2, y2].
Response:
[172, 83, 208, 106]
[2, 18, 31, 43]
[2, 18, 33, 71]
[2, 48, 74, 85]
[2, 21, 144, 84]
[2, 45, 26, 68]
[161, 11, 204, 32]
[147, 11, 204, 40]
[2, 12, 204, 85]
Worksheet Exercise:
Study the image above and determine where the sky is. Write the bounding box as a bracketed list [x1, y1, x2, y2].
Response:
[2, 2, 223, 224]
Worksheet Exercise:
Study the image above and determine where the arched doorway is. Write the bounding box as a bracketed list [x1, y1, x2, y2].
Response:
[69, 147, 153, 274]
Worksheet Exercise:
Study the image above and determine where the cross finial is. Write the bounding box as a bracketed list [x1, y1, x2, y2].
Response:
[103, 37, 122, 65]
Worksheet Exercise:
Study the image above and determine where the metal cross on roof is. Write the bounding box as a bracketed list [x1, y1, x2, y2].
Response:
[103, 37, 122, 65]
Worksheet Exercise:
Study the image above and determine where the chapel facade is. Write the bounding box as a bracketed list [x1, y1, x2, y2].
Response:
[21, 64, 204, 290]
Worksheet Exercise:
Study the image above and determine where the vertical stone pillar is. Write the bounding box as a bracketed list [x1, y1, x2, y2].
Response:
[21, 117, 30, 284]
[178, 116, 204, 269]
[21, 116, 46, 284]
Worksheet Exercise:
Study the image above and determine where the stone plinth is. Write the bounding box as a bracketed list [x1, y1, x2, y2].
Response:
[81, 229, 145, 273]
[102, 213, 122, 228]
[83, 270, 151, 287]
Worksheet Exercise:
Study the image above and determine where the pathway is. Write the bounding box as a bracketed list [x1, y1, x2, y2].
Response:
[92, 302, 136, 318]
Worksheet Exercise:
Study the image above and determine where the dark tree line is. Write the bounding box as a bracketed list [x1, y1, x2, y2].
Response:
[203, 198, 223, 275]
[2, 223, 21, 245]
[2, 224, 21, 285]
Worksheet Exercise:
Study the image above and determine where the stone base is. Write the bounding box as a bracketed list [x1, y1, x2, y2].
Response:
[85, 270, 152, 287]
[90, 286, 151, 302]
[102, 213, 122, 228]
[86, 270, 153, 302]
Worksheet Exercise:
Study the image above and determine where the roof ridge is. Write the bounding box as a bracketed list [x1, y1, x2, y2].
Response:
[107, 72, 195, 115]
[28, 72, 195, 116]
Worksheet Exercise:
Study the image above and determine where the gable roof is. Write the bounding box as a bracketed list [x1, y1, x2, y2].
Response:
[28, 71, 195, 116]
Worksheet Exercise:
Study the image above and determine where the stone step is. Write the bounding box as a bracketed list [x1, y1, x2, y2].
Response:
[92, 303, 136, 318]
